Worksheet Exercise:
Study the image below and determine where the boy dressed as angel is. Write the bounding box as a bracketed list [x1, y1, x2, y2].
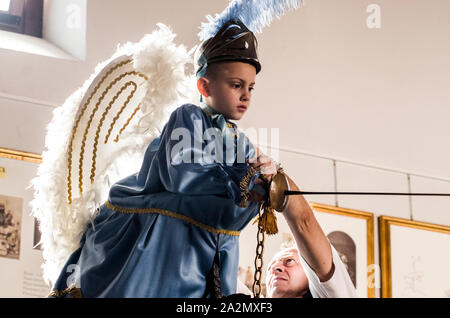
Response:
[49, 18, 279, 298]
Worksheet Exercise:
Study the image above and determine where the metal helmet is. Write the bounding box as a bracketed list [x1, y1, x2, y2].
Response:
[196, 19, 261, 77]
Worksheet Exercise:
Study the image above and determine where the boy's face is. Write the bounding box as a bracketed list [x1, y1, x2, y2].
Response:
[201, 61, 256, 120]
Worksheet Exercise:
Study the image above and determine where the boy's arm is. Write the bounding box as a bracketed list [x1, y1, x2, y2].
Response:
[156, 105, 260, 206]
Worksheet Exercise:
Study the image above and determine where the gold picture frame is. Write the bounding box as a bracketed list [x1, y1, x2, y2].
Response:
[379, 215, 450, 298]
[310, 203, 375, 298]
[0, 147, 42, 164]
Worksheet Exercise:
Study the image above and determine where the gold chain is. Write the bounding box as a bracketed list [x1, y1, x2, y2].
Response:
[252, 164, 285, 297]
[252, 203, 265, 298]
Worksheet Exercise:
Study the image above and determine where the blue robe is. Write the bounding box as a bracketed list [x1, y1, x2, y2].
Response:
[50, 104, 262, 298]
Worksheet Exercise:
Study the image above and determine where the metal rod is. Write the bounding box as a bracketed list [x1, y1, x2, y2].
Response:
[285, 191, 450, 196]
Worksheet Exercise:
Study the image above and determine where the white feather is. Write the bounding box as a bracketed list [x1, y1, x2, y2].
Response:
[198, 0, 304, 41]
[30, 23, 198, 287]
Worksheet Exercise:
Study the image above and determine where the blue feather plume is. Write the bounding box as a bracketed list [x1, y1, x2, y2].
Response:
[198, 0, 304, 41]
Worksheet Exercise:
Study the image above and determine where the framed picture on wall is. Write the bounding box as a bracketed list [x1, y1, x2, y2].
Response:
[0, 147, 52, 297]
[0, 148, 42, 260]
[0, 194, 23, 259]
[0, 147, 42, 252]
[310, 203, 375, 298]
[379, 215, 450, 298]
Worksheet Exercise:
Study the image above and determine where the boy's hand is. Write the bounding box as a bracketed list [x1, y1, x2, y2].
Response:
[247, 178, 267, 203]
[247, 147, 277, 202]
[248, 149, 277, 183]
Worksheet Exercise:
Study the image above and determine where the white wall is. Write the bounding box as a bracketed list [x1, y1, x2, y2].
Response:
[0, 0, 449, 298]
[2, 0, 449, 176]
[43, 0, 87, 60]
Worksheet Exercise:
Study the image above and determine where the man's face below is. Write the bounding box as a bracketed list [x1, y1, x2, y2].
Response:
[266, 248, 309, 298]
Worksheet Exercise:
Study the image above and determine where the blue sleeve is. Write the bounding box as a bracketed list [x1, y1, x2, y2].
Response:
[155, 104, 259, 207]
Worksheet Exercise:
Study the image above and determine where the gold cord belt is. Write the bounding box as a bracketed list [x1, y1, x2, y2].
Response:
[105, 201, 240, 237]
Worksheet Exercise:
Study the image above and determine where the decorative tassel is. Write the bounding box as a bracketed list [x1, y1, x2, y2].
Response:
[240, 165, 279, 234]
[257, 203, 278, 235]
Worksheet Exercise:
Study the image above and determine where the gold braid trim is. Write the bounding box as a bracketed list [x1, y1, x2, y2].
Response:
[113, 103, 141, 143]
[238, 166, 257, 208]
[78, 71, 146, 196]
[67, 59, 133, 204]
[48, 284, 83, 298]
[105, 201, 240, 237]
[90, 81, 137, 183]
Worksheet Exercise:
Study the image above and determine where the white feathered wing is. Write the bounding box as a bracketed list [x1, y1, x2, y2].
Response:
[30, 24, 198, 287]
